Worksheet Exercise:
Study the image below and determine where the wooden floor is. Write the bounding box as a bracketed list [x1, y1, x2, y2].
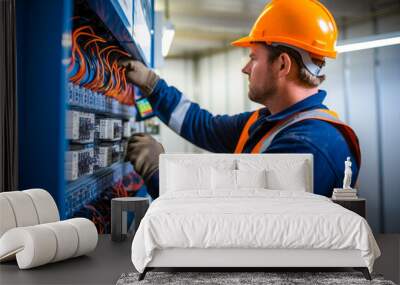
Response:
[0, 235, 133, 285]
[0, 234, 399, 285]
[374, 234, 400, 284]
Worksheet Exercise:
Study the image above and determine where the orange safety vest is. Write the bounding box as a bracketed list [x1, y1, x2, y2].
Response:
[234, 108, 361, 168]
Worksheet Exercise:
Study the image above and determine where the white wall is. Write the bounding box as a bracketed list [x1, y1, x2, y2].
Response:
[321, 21, 382, 232]
[376, 14, 400, 233]
[321, 14, 400, 233]
[199, 48, 251, 115]
[157, 59, 198, 153]
[157, 15, 400, 232]
[158, 48, 255, 154]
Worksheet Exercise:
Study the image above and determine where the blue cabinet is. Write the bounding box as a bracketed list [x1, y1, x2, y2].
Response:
[88, 0, 154, 67]
[17, 0, 154, 228]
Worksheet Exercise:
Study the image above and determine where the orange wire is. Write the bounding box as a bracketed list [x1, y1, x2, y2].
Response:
[69, 27, 105, 84]
[69, 24, 134, 105]
[103, 48, 129, 98]
[68, 26, 97, 72]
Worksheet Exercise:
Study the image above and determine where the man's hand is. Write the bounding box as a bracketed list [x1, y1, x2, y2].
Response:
[118, 58, 159, 96]
[125, 133, 164, 182]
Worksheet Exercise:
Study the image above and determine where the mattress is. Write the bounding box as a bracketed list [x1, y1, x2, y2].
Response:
[131, 189, 380, 273]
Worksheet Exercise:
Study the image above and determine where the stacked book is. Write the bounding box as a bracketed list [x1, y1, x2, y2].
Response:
[332, 188, 358, 200]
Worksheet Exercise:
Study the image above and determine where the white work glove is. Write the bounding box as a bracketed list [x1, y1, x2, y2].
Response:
[118, 58, 160, 96]
[125, 133, 164, 182]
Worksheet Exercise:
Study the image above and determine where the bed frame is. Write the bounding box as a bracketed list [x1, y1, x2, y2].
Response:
[140, 248, 371, 280]
[139, 154, 371, 281]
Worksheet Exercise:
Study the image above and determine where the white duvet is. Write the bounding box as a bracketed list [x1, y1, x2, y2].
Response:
[131, 190, 380, 273]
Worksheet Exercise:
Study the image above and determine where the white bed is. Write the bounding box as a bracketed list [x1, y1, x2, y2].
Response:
[131, 154, 380, 280]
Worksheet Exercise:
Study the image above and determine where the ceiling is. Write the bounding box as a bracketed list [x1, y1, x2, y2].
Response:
[155, 0, 400, 58]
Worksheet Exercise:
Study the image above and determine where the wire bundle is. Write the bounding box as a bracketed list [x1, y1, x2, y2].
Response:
[73, 171, 145, 233]
[68, 24, 135, 106]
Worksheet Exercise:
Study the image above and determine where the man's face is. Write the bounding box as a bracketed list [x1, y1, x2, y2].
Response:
[242, 44, 278, 105]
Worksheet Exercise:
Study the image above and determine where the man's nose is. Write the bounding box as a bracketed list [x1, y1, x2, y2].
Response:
[242, 62, 250, 75]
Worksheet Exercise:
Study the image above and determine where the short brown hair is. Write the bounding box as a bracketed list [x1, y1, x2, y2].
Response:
[262, 43, 326, 87]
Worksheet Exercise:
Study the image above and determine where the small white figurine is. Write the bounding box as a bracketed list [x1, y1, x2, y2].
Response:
[342, 157, 352, 190]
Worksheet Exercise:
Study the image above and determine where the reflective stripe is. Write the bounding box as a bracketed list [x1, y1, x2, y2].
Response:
[235, 108, 361, 168]
[168, 94, 191, 134]
[254, 109, 340, 153]
[234, 110, 260, 153]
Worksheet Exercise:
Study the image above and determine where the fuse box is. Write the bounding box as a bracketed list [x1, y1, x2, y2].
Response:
[17, 0, 155, 230]
[65, 0, 155, 233]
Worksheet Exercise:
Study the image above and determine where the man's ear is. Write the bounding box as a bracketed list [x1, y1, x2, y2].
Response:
[277, 52, 292, 77]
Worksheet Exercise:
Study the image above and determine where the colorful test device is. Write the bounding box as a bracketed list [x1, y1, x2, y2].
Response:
[135, 97, 154, 120]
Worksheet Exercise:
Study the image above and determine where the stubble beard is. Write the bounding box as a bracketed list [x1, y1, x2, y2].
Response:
[248, 82, 277, 106]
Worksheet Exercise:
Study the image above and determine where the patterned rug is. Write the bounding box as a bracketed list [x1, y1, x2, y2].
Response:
[116, 271, 396, 285]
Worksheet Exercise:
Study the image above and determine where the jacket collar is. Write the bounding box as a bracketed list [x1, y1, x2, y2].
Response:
[258, 89, 327, 122]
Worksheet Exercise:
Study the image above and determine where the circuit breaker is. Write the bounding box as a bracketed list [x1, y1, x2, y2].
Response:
[65, 147, 95, 181]
[94, 145, 113, 169]
[66, 110, 95, 143]
[123, 118, 135, 138]
[110, 142, 123, 163]
[96, 118, 123, 141]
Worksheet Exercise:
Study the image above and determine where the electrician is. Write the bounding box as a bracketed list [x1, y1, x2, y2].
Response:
[122, 0, 361, 200]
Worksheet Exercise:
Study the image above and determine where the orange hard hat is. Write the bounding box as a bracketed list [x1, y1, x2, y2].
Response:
[231, 0, 338, 59]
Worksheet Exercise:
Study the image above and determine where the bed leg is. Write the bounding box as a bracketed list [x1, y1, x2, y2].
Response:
[354, 267, 371, 280]
[138, 268, 148, 281]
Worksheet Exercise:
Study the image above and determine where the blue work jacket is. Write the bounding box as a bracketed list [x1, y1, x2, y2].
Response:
[144, 79, 359, 199]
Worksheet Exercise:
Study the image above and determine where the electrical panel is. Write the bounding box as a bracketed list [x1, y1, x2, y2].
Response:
[64, 0, 155, 228]
[17, 0, 156, 232]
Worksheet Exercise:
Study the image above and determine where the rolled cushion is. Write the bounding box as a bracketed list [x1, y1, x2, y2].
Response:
[24, 189, 59, 224]
[0, 226, 57, 268]
[0, 191, 39, 228]
[42, 221, 79, 262]
[0, 189, 60, 239]
[0, 218, 97, 269]
[0, 196, 17, 237]
[65, 218, 98, 257]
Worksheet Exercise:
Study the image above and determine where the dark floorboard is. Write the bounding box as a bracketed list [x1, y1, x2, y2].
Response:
[0, 235, 134, 285]
[374, 234, 400, 284]
[0, 234, 398, 285]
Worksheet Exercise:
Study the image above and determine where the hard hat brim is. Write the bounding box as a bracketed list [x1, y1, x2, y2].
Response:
[231, 36, 255, 47]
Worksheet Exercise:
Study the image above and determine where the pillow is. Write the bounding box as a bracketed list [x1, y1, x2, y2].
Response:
[266, 163, 308, 191]
[165, 158, 236, 192]
[238, 158, 310, 192]
[236, 169, 267, 189]
[167, 162, 211, 191]
[211, 169, 267, 190]
[211, 168, 236, 190]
